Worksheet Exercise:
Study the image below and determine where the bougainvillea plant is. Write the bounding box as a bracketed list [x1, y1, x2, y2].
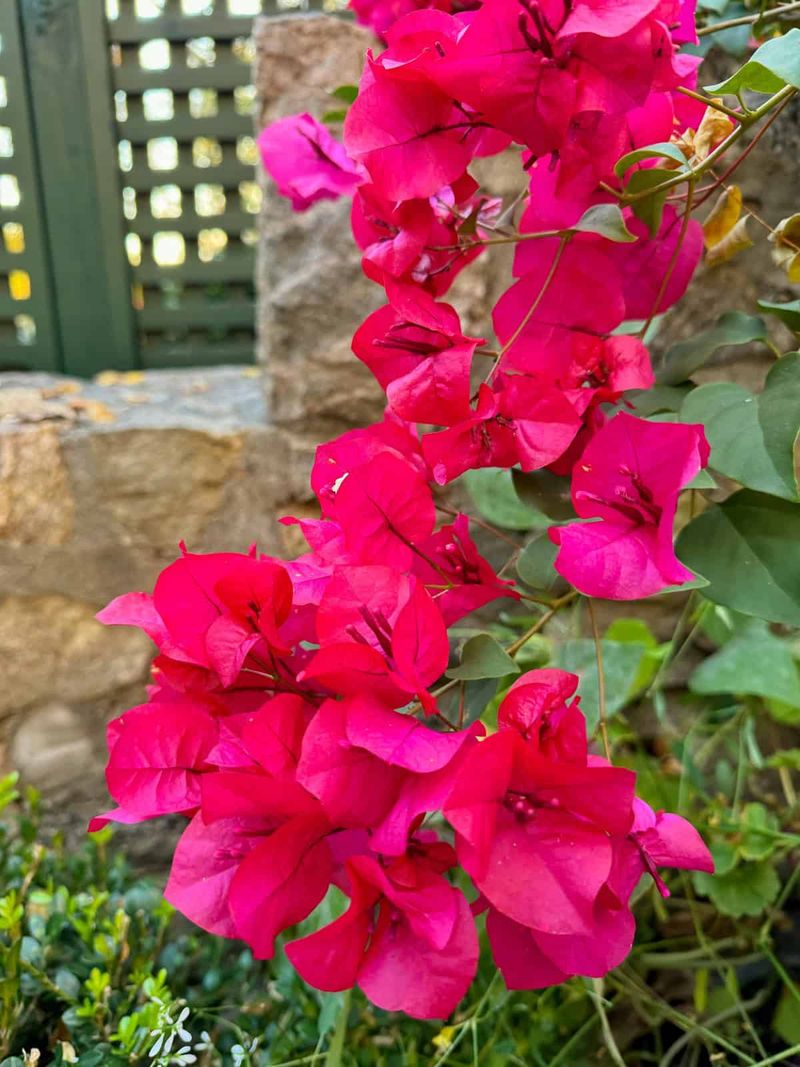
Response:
[94, 0, 800, 1022]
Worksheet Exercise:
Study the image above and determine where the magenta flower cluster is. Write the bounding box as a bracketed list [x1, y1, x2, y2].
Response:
[96, 0, 716, 1020]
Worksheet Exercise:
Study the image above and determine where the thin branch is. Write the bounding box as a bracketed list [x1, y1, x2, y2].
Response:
[587, 600, 611, 760]
[494, 235, 570, 367]
[697, 0, 800, 35]
[677, 86, 745, 121]
[640, 178, 696, 339]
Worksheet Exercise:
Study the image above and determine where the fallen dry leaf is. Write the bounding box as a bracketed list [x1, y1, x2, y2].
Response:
[68, 398, 116, 423]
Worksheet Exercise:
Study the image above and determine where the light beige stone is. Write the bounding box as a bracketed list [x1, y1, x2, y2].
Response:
[0, 595, 152, 720]
[254, 15, 385, 435]
[0, 426, 75, 545]
[85, 428, 244, 551]
[10, 704, 96, 793]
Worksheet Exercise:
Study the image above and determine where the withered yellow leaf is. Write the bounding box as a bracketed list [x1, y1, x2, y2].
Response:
[706, 215, 753, 267]
[694, 102, 735, 162]
[703, 185, 743, 250]
[770, 213, 800, 282]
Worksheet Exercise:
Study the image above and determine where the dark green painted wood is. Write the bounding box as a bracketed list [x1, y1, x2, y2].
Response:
[20, 0, 138, 374]
[111, 14, 264, 43]
[140, 301, 255, 330]
[114, 59, 253, 95]
[133, 210, 252, 238]
[125, 159, 253, 191]
[0, 0, 61, 372]
[120, 107, 252, 144]
[136, 246, 254, 284]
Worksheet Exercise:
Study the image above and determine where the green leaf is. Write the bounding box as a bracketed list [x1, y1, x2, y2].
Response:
[615, 141, 688, 178]
[681, 357, 800, 501]
[765, 698, 800, 725]
[694, 859, 780, 917]
[554, 639, 646, 732]
[322, 109, 348, 124]
[464, 468, 546, 530]
[759, 353, 800, 498]
[687, 469, 717, 490]
[757, 299, 800, 332]
[512, 468, 574, 521]
[709, 839, 738, 876]
[625, 383, 692, 417]
[625, 168, 672, 236]
[448, 633, 520, 680]
[571, 203, 636, 243]
[739, 802, 779, 861]
[437, 676, 501, 728]
[705, 28, 800, 94]
[330, 84, 358, 104]
[766, 747, 800, 769]
[605, 618, 664, 691]
[517, 533, 560, 591]
[691, 623, 800, 704]
[676, 490, 800, 625]
[604, 618, 657, 650]
[658, 311, 768, 386]
[774, 987, 800, 1045]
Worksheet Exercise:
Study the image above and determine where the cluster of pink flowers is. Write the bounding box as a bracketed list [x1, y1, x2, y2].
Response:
[95, 0, 718, 1020]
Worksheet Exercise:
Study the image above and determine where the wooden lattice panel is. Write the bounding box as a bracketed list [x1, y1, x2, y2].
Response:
[107, 0, 338, 368]
[0, 3, 59, 372]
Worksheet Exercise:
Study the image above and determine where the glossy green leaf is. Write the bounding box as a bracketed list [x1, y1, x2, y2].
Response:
[694, 860, 780, 917]
[681, 355, 800, 501]
[517, 533, 560, 591]
[757, 299, 800, 332]
[625, 168, 671, 236]
[615, 141, 688, 178]
[464, 468, 546, 530]
[677, 490, 800, 625]
[447, 633, 520, 681]
[571, 203, 636, 242]
[658, 310, 768, 385]
[705, 28, 800, 94]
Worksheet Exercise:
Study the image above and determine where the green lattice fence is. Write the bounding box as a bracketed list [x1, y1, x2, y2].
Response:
[0, 0, 342, 376]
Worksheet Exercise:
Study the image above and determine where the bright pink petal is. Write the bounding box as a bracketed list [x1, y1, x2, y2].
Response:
[358, 888, 478, 1019]
[229, 814, 333, 959]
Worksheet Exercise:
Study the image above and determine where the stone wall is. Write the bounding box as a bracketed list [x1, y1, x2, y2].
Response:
[0, 369, 298, 849]
[1, 16, 798, 841]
